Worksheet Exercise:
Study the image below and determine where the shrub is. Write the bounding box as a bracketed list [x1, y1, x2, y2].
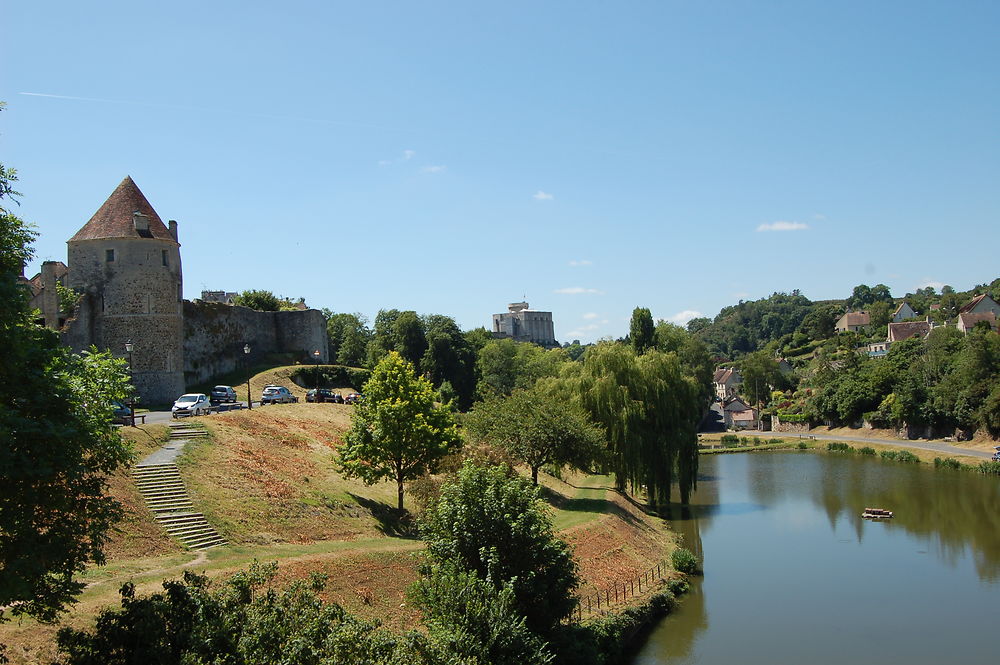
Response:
[827, 442, 852, 452]
[768, 438, 784, 444]
[858, 446, 876, 456]
[419, 462, 579, 637]
[670, 548, 700, 575]
[720, 434, 739, 447]
[895, 450, 920, 463]
[777, 412, 809, 423]
[797, 441, 808, 450]
[976, 461, 1000, 476]
[879, 450, 899, 461]
[934, 457, 962, 470]
[665, 579, 689, 596]
[291, 364, 371, 389]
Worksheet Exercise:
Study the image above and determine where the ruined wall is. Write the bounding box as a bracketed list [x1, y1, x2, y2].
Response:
[183, 301, 328, 387]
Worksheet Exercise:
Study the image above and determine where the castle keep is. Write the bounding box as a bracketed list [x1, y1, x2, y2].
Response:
[29, 177, 327, 404]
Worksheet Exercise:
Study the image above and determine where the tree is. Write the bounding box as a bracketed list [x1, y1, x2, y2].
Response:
[475, 339, 567, 398]
[325, 311, 371, 367]
[463, 384, 604, 484]
[573, 343, 701, 506]
[740, 351, 784, 407]
[232, 289, 281, 311]
[419, 462, 579, 637]
[629, 307, 655, 355]
[421, 314, 477, 410]
[338, 352, 461, 511]
[1, 160, 134, 633]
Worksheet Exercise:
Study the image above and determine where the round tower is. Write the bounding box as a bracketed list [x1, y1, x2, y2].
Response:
[66, 176, 184, 405]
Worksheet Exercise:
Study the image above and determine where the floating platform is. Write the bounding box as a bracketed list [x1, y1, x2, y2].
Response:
[862, 508, 894, 519]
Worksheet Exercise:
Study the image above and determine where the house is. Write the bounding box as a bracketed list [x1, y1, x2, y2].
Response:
[956, 311, 998, 335]
[888, 320, 932, 343]
[892, 302, 917, 322]
[722, 395, 756, 430]
[959, 294, 1000, 317]
[713, 367, 742, 401]
[835, 311, 870, 333]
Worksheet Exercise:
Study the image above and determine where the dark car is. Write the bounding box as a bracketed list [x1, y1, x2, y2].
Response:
[344, 393, 364, 405]
[210, 385, 237, 404]
[306, 388, 343, 403]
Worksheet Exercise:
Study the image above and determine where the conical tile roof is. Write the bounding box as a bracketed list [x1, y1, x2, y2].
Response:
[69, 176, 176, 242]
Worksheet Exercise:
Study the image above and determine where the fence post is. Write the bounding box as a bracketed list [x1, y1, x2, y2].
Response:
[615, 584, 619, 602]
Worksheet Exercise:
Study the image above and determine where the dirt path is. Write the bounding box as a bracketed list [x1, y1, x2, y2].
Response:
[734, 429, 995, 459]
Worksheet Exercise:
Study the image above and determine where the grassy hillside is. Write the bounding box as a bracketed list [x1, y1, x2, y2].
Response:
[1, 390, 682, 664]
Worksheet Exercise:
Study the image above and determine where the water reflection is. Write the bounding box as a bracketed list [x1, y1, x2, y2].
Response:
[636, 452, 1000, 665]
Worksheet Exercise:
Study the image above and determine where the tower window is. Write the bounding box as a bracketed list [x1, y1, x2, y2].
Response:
[162, 250, 168, 267]
[106, 249, 115, 262]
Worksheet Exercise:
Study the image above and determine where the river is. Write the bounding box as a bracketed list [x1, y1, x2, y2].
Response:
[633, 451, 1000, 665]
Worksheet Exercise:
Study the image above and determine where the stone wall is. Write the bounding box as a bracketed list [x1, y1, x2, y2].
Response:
[772, 415, 810, 433]
[183, 301, 328, 387]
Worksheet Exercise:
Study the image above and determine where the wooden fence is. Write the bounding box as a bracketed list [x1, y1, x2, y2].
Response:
[574, 561, 667, 620]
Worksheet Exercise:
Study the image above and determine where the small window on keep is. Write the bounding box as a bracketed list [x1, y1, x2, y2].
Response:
[162, 250, 168, 266]
[106, 249, 115, 262]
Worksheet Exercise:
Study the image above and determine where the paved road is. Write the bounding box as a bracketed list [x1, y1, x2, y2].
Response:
[142, 402, 257, 424]
[731, 429, 995, 460]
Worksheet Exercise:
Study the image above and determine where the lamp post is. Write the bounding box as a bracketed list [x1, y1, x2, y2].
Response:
[244, 344, 252, 410]
[125, 340, 135, 427]
[313, 349, 321, 396]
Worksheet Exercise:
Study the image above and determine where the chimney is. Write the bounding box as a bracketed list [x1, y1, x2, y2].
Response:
[168, 219, 178, 241]
[133, 211, 149, 233]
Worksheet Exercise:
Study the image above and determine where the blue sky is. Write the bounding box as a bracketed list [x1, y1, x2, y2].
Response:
[4, 1, 998, 343]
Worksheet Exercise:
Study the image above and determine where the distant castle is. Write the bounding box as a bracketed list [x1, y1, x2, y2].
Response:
[491, 301, 559, 348]
[24, 177, 328, 404]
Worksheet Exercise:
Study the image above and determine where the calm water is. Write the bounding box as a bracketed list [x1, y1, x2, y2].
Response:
[634, 452, 1000, 665]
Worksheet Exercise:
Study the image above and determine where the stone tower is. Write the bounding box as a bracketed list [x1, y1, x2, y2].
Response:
[65, 177, 184, 404]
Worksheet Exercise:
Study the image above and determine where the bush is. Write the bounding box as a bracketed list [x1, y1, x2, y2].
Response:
[895, 450, 920, 463]
[858, 446, 876, 456]
[768, 438, 784, 444]
[976, 460, 1000, 475]
[879, 450, 899, 461]
[720, 434, 739, 447]
[797, 441, 809, 450]
[934, 457, 962, 469]
[777, 412, 809, 423]
[290, 364, 371, 389]
[419, 462, 578, 637]
[827, 442, 852, 452]
[670, 548, 700, 575]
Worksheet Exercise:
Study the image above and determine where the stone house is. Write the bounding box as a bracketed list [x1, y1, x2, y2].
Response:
[892, 302, 917, 322]
[722, 395, 756, 430]
[835, 311, 870, 333]
[713, 367, 742, 401]
[491, 301, 559, 348]
[955, 294, 1000, 334]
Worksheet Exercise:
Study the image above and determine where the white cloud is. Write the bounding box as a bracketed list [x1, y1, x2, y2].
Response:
[554, 287, 604, 295]
[377, 160, 392, 166]
[533, 191, 554, 201]
[403, 149, 415, 161]
[917, 278, 946, 291]
[568, 259, 593, 267]
[756, 220, 809, 232]
[669, 310, 703, 326]
[582, 312, 599, 320]
[813, 213, 827, 221]
[420, 165, 447, 174]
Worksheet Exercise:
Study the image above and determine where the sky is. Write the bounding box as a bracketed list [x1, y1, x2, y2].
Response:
[3, 1, 998, 343]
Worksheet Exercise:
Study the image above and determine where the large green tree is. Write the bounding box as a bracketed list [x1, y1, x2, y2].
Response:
[629, 307, 655, 355]
[1, 161, 133, 633]
[419, 462, 579, 638]
[324, 311, 371, 367]
[572, 343, 701, 505]
[463, 384, 604, 484]
[338, 352, 461, 510]
[475, 338, 566, 398]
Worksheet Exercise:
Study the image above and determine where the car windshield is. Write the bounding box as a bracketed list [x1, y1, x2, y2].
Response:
[213, 386, 227, 391]
[176, 395, 198, 403]
[263, 388, 278, 394]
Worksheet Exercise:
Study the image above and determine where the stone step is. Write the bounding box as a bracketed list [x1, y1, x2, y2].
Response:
[168, 525, 217, 539]
[135, 480, 185, 491]
[184, 533, 227, 549]
[151, 503, 196, 513]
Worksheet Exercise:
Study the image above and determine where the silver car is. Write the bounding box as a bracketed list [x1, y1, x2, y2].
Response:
[172, 393, 211, 418]
[260, 385, 297, 405]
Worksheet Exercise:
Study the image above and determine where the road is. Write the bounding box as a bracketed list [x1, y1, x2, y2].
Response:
[142, 402, 257, 424]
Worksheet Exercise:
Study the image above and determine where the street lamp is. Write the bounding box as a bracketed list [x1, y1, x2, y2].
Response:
[244, 344, 252, 410]
[313, 349, 321, 395]
[125, 340, 135, 427]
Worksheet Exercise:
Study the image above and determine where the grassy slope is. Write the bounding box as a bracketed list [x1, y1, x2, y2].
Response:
[2, 384, 678, 663]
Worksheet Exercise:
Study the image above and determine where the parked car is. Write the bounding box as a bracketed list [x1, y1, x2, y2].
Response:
[210, 385, 237, 404]
[344, 393, 363, 405]
[306, 388, 342, 403]
[261, 385, 298, 404]
[111, 400, 131, 424]
[172, 393, 211, 418]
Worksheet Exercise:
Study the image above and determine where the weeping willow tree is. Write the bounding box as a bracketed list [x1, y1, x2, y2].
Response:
[572, 343, 702, 506]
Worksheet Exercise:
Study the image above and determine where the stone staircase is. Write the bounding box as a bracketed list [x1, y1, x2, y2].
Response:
[133, 423, 227, 551]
